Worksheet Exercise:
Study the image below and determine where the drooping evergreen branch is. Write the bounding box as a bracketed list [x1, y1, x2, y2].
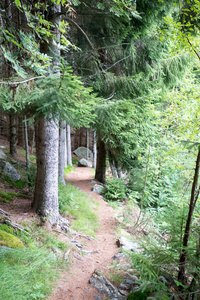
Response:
[63, 16, 106, 75]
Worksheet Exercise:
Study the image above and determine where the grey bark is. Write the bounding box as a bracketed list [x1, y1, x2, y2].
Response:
[33, 118, 59, 224]
[24, 116, 29, 170]
[67, 124, 72, 166]
[9, 113, 17, 159]
[86, 128, 89, 160]
[59, 120, 66, 185]
[33, 2, 61, 224]
[93, 130, 97, 169]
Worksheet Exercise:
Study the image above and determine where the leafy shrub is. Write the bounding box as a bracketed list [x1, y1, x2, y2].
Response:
[102, 178, 126, 201]
[72, 157, 79, 164]
[3, 175, 24, 188]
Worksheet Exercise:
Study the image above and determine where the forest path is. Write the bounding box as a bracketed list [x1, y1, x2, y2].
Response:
[49, 167, 119, 300]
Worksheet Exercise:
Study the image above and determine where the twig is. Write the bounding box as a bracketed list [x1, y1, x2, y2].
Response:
[0, 76, 45, 85]
[0, 208, 11, 216]
[4, 217, 31, 236]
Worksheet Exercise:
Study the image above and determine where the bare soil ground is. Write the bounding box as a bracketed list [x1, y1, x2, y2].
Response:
[49, 167, 119, 300]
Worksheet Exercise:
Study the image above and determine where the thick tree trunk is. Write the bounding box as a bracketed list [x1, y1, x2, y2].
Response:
[59, 120, 66, 184]
[33, 2, 61, 224]
[9, 114, 17, 159]
[67, 124, 72, 166]
[33, 118, 59, 224]
[95, 138, 106, 184]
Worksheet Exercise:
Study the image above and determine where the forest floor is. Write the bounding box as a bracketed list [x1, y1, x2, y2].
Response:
[0, 138, 122, 299]
[49, 167, 120, 300]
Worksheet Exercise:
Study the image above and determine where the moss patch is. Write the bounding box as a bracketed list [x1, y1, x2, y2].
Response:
[0, 190, 26, 203]
[0, 229, 24, 248]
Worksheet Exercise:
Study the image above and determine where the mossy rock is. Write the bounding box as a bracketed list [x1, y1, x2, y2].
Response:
[0, 229, 24, 249]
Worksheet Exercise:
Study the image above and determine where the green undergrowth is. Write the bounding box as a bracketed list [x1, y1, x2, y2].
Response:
[0, 190, 27, 203]
[0, 247, 62, 300]
[58, 182, 99, 236]
[64, 164, 76, 176]
[0, 221, 69, 300]
[72, 157, 79, 164]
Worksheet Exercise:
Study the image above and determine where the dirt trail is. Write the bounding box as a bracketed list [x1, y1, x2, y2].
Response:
[49, 167, 119, 300]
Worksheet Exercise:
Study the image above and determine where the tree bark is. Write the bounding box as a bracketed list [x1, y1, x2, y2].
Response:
[33, 118, 59, 224]
[67, 124, 72, 166]
[93, 130, 97, 169]
[17, 116, 25, 148]
[24, 116, 29, 170]
[108, 151, 118, 178]
[33, 2, 61, 224]
[86, 128, 89, 160]
[95, 138, 106, 184]
[59, 120, 66, 184]
[178, 147, 200, 284]
[9, 113, 17, 159]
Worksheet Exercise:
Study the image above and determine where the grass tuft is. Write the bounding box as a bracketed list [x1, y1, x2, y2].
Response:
[58, 182, 99, 236]
[0, 248, 62, 300]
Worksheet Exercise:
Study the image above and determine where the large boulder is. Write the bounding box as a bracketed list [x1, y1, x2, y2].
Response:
[0, 161, 21, 181]
[78, 158, 92, 168]
[73, 147, 93, 160]
[0, 149, 7, 160]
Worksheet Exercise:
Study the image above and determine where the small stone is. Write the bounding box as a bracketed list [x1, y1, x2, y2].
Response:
[124, 279, 135, 285]
[92, 184, 104, 194]
[94, 296, 101, 300]
[119, 283, 128, 290]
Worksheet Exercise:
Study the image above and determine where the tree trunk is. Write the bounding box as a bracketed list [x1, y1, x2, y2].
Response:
[178, 147, 200, 284]
[9, 114, 17, 159]
[59, 120, 66, 184]
[33, 2, 61, 224]
[115, 158, 122, 178]
[33, 118, 59, 224]
[95, 138, 106, 184]
[86, 128, 89, 160]
[67, 124, 72, 166]
[108, 151, 118, 178]
[93, 130, 97, 169]
[24, 116, 29, 170]
[17, 116, 25, 148]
